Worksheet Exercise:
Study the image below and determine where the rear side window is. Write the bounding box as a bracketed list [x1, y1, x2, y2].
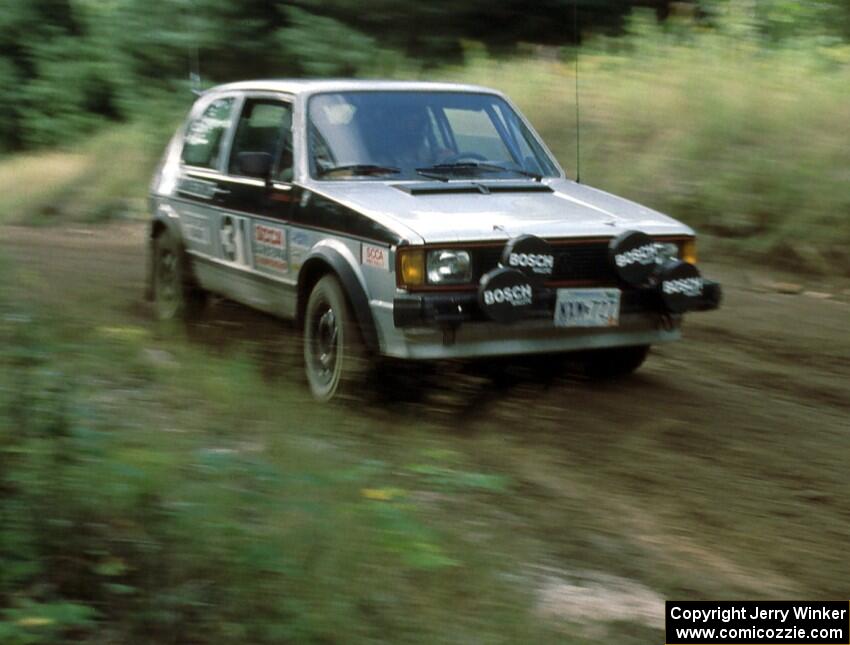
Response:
[181, 97, 235, 169]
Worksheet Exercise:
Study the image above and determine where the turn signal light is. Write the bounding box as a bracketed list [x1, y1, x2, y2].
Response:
[398, 248, 425, 287]
[680, 239, 698, 265]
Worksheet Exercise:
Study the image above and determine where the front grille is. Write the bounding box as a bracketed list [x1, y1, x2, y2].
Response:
[471, 239, 616, 285]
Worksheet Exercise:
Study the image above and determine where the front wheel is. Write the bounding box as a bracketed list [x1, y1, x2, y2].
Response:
[582, 345, 649, 380]
[303, 275, 366, 401]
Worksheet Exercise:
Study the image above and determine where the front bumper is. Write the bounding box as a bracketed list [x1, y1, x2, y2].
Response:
[393, 279, 722, 329]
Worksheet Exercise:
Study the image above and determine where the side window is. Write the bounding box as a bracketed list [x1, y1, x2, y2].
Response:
[181, 97, 234, 169]
[228, 100, 294, 181]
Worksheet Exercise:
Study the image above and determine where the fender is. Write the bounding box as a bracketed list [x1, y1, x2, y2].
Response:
[298, 245, 380, 354]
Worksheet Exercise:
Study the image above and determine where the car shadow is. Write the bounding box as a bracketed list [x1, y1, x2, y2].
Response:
[159, 297, 696, 432]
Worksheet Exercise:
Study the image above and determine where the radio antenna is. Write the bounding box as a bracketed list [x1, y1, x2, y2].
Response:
[189, 43, 202, 96]
[573, 0, 582, 183]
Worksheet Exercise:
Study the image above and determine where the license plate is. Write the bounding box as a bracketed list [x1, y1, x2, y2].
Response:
[554, 288, 621, 328]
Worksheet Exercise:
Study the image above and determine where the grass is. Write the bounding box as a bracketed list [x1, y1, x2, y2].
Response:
[432, 17, 850, 274]
[0, 287, 570, 643]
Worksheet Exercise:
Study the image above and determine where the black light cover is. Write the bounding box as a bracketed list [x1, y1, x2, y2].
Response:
[478, 267, 535, 324]
[657, 259, 704, 313]
[608, 230, 658, 287]
[500, 234, 555, 283]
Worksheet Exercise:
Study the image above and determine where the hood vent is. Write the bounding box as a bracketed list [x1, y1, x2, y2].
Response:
[394, 181, 553, 196]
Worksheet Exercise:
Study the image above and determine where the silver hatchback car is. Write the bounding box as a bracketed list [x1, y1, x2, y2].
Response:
[147, 79, 720, 399]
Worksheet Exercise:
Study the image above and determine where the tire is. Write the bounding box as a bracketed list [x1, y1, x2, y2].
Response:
[152, 229, 207, 321]
[303, 274, 366, 401]
[582, 345, 649, 380]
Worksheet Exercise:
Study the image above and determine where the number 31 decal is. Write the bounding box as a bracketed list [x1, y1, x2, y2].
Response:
[219, 215, 248, 266]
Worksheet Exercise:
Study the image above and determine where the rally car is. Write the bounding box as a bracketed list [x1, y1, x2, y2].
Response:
[146, 80, 720, 400]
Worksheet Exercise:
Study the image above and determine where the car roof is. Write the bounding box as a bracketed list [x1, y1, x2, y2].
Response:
[205, 78, 503, 97]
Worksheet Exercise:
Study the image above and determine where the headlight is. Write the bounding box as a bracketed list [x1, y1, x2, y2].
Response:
[426, 249, 472, 284]
[654, 239, 697, 265]
[655, 242, 679, 263]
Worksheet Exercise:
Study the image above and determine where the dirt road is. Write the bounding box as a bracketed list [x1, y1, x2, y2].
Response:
[2, 221, 848, 604]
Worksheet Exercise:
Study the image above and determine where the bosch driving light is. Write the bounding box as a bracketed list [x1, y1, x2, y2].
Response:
[426, 249, 472, 285]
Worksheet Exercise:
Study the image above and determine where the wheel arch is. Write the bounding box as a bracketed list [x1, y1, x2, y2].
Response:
[296, 247, 380, 354]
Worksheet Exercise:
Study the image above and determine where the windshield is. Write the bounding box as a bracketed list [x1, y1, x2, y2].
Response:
[307, 91, 560, 181]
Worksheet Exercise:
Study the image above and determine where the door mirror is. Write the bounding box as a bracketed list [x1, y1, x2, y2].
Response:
[235, 151, 273, 179]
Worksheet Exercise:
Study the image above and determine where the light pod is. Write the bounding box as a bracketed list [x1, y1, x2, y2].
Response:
[478, 267, 535, 324]
[656, 259, 704, 313]
[500, 234, 555, 285]
[608, 230, 658, 287]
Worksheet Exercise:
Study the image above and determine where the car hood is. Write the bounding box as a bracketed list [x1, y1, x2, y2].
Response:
[306, 177, 693, 244]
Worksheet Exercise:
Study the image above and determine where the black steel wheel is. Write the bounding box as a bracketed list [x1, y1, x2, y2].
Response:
[303, 274, 365, 401]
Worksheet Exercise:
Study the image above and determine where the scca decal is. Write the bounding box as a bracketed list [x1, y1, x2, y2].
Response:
[362, 244, 389, 270]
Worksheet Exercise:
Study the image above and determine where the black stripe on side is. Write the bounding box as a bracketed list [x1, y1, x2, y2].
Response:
[289, 187, 404, 246]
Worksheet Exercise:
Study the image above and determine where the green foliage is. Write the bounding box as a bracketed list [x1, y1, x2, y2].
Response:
[701, 0, 850, 42]
[1, 0, 847, 155]
[275, 6, 379, 77]
[0, 289, 553, 643]
[0, 601, 96, 645]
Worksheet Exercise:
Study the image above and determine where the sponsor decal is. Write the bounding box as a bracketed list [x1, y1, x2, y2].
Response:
[662, 276, 703, 297]
[178, 177, 217, 200]
[500, 234, 555, 281]
[483, 283, 532, 307]
[608, 230, 657, 287]
[478, 267, 535, 323]
[252, 222, 287, 274]
[614, 243, 657, 268]
[508, 252, 554, 274]
[289, 230, 310, 271]
[657, 259, 703, 313]
[181, 214, 210, 245]
[362, 244, 389, 270]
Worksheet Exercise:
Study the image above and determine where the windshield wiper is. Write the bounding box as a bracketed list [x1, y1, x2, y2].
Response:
[415, 162, 542, 181]
[318, 164, 400, 177]
[498, 166, 544, 181]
